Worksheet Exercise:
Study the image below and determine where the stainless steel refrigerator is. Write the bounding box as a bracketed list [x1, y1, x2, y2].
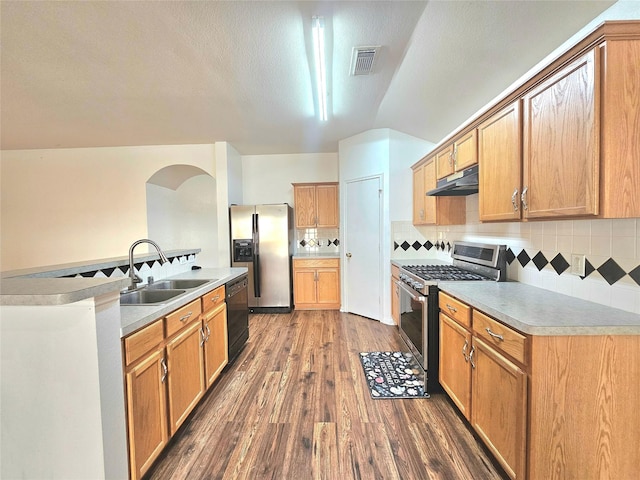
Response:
[230, 204, 293, 312]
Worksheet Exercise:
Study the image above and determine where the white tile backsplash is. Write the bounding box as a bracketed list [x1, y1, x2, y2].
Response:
[391, 196, 640, 315]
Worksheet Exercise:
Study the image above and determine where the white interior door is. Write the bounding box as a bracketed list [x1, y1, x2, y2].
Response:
[344, 176, 382, 320]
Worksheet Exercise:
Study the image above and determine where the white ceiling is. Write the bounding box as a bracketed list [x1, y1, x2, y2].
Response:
[1, 1, 617, 154]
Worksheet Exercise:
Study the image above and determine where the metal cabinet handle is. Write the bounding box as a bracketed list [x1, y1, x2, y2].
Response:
[211, 295, 220, 302]
[161, 357, 168, 383]
[462, 339, 469, 362]
[448, 151, 453, 167]
[200, 327, 206, 347]
[521, 186, 528, 211]
[485, 327, 504, 341]
[179, 312, 193, 322]
[469, 345, 476, 369]
[453, 145, 458, 169]
[511, 188, 519, 212]
[446, 304, 457, 313]
[205, 325, 211, 342]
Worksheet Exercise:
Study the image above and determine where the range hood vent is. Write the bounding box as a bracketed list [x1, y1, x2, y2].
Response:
[350, 46, 380, 76]
[426, 164, 479, 197]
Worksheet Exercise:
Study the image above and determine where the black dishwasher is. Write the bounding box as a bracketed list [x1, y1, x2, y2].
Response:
[226, 274, 249, 363]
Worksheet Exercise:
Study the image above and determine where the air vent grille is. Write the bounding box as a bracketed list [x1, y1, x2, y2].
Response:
[350, 46, 380, 76]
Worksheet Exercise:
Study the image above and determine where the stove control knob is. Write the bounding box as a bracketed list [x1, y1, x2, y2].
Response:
[413, 281, 424, 290]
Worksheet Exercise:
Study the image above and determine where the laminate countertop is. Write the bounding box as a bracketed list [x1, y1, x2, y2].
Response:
[293, 252, 340, 259]
[438, 281, 640, 336]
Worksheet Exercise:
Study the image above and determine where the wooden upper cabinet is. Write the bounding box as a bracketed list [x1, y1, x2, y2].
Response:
[292, 182, 338, 228]
[478, 101, 522, 221]
[412, 159, 465, 226]
[599, 36, 640, 218]
[522, 48, 599, 219]
[315, 184, 339, 227]
[436, 130, 478, 180]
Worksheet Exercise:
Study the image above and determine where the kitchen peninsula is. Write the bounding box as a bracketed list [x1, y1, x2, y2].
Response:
[0, 250, 247, 480]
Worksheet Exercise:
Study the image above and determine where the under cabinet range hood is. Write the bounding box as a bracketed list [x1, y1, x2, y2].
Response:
[426, 164, 479, 196]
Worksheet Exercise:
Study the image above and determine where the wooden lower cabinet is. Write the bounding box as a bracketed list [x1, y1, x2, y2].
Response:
[391, 264, 400, 325]
[165, 319, 206, 435]
[293, 258, 340, 310]
[202, 303, 228, 388]
[439, 291, 640, 479]
[439, 313, 472, 420]
[123, 285, 231, 479]
[125, 347, 168, 480]
[471, 337, 527, 480]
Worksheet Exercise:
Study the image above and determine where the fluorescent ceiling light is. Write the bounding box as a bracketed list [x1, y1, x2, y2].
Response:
[312, 16, 327, 122]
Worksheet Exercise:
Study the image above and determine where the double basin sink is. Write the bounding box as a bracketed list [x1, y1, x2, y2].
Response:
[120, 279, 215, 305]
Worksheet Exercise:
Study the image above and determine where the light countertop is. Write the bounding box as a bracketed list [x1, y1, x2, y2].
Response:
[293, 252, 340, 259]
[119, 268, 247, 336]
[438, 281, 640, 336]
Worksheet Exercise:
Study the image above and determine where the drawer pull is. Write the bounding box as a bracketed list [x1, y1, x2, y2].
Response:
[462, 339, 469, 362]
[446, 304, 457, 313]
[211, 295, 220, 302]
[485, 327, 504, 341]
[179, 312, 193, 322]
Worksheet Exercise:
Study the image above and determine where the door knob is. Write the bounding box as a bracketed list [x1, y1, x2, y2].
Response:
[346, 253, 352, 258]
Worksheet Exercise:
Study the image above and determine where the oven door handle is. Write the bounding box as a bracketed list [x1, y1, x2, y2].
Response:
[397, 280, 426, 303]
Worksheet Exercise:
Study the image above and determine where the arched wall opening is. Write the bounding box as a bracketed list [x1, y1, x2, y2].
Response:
[146, 165, 218, 267]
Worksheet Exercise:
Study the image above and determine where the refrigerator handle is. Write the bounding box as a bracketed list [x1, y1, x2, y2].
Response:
[252, 213, 261, 298]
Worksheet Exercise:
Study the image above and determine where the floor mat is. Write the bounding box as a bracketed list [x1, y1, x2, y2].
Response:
[359, 351, 429, 399]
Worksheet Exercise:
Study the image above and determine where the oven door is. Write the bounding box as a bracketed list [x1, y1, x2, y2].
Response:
[397, 280, 428, 370]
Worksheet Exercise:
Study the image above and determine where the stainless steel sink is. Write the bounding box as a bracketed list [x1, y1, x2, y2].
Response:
[145, 279, 213, 290]
[120, 289, 186, 305]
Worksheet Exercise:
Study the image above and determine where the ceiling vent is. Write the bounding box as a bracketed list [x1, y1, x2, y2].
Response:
[349, 46, 380, 76]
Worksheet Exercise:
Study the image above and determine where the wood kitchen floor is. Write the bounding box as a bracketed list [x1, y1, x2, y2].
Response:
[145, 310, 507, 480]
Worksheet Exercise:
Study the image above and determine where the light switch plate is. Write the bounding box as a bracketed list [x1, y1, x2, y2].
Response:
[570, 254, 586, 276]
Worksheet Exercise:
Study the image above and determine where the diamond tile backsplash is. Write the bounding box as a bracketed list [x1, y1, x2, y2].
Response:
[391, 194, 640, 315]
[296, 228, 340, 255]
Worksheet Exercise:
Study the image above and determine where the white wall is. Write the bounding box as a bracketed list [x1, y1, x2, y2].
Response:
[241, 152, 338, 206]
[389, 131, 435, 222]
[0, 144, 217, 271]
[339, 128, 433, 324]
[215, 142, 242, 267]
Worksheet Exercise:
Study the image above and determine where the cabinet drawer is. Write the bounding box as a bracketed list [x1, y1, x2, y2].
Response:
[439, 292, 471, 328]
[293, 258, 339, 269]
[124, 319, 164, 367]
[201, 285, 225, 313]
[473, 310, 528, 366]
[165, 299, 202, 338]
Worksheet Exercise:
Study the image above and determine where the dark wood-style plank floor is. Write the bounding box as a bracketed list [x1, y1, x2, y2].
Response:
[146, 310, 507, 480]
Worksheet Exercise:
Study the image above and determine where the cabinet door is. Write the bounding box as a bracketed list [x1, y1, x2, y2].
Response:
[523, 48, 599, 218]
[412, 164, 426, 225]
[316, 268, 340, 307]
[293, 268, 318, 306]
[439, 313, 472, 420]
[316, 184, 339, 228]
[436, 144, 455, 179]
[479, 101, 522, 221]
[166, 320, 206, 435]
[203, 304, 228, 389]
[454, 129, 478, 171]
[471, 337, 527, 480]
[293, 185, 317, 228]
[423, 161, 437, 224]
[391, 278, 400, 325]
[125, 348, 168, 480]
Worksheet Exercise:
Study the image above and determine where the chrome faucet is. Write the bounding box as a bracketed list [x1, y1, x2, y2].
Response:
[128, 239, 169, 290]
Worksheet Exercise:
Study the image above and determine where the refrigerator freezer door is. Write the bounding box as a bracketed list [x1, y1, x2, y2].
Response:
[230, 205, 258, 307]
[255, 204, 292, 309]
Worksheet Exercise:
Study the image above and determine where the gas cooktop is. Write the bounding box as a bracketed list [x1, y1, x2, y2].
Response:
[402, 264, 491, 281]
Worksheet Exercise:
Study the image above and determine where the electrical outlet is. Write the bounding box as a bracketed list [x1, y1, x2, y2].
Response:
[570, 254, 586, 276]
[179, 256, 187, 265]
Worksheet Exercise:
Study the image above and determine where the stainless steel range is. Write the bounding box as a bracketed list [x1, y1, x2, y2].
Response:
[396, 241, 507, 394]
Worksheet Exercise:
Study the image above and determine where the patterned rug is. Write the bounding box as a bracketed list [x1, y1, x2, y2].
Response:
[358, 351, 428, 399]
